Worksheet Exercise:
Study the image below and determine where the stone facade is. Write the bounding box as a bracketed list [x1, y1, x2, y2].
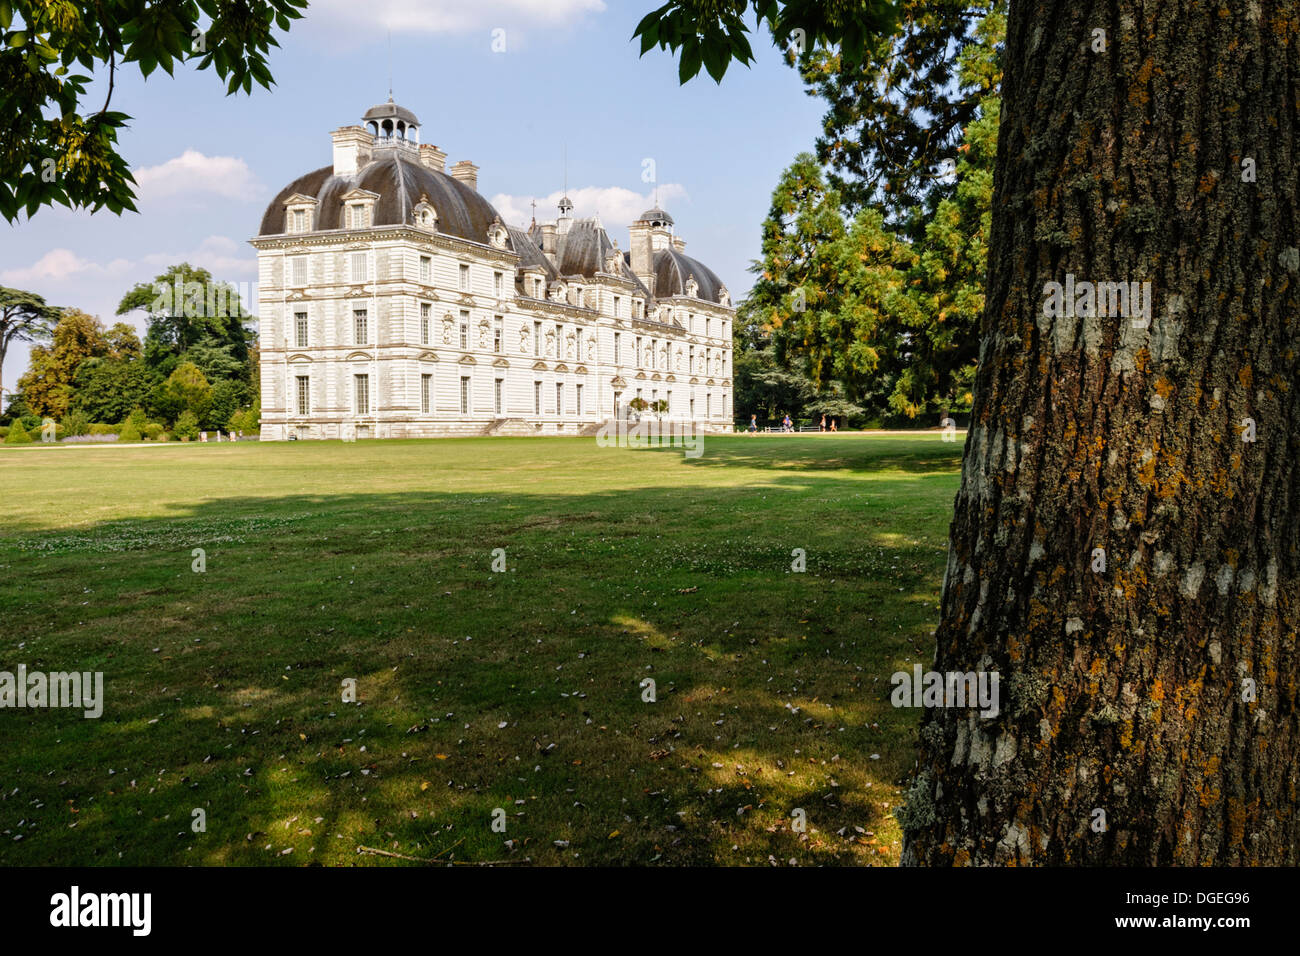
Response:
[249, 100, 735, 440]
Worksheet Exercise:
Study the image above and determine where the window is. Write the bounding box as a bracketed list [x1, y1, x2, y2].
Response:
[291, 209, 307, 233]
[706, 316, 712, 338]
[706, 394, 712, 418]
[350, 252, 367, 283]
[613, 296, 621, 317]
[353, 309, 368, 345]
[636, 336, 643, 367]
[556, 383, 563, 416]
[459, 310, 469, 350]
[290, 256, 307, 286]
[459, 263, 470, 291]
[636, 388, 643, 403]
[534, 381, 541, 415]
[651, 389, 657, 404]
[296, 376, 310, 415]
[420, 303, 431, 345]
[493, 316, 503, 354]
[494, 378, 503, 415]
[614, 332, 621, 365]
[576, 327, 583, 357]
[494, 272, 504, 297]
[419, 256, 432, 282]
[666, 390, 672, 414]
[421, 373, 432, 414]
[533, 321, 541, 358]
[354, 374, 370, 415]
[648, 339, 656, 370]
[690, 397, 695, 418]
[294, 312, 308, 348]
[460, 376, 471, 414]
[689, 345, 695, 372]
[346, 204, 368, 229]
[576, 383, 583, 416]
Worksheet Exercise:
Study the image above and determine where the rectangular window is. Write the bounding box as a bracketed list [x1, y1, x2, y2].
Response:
[613, 296, 621, 317]
[494, 272, 503, 297]
[614, 332, 621, 365]
[493, 316, 503, 354]
[690, 397, 695, 418]
[649, 339, 656, 370]
[290, 256, 307, 286]
[354, 374, 370, 415]
[576, 327, 583, 358]
[420, 302, 431, 345]
[689, 345, 695, 372]
[421, 373, 432, 414]
[576, 383, 583, 416]
[459, 310, 469, 350]
[706, 316, 711, 338]
[494, 378, 503, 415]
[636, 388, 643, 403]
[666, 390, 672, 414]
[459, 263, 470, 291]
[419, 255, 432, 282]
[294, 312, 308, 348]
[292, 209, 306, 233]
[350, 252, 367, 283]
[556, 383, 563, 416]
[534, 381, 541, 415]
[533, 321, 541, 357]
[460, 376, 471, 414]
[636, 336, 643, 367]
[296, 376, 310, 415]
[353, 309, 368, 345]
[706, 394, 712, 418]
[347, 204, 368, 229]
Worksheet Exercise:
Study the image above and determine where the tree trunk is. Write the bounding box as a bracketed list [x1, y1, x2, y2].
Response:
[902, 0, 1300, 864]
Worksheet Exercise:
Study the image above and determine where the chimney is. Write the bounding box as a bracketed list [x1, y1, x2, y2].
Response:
[450, 160, 479, 191]
[331, 126, 372, 176]
[419, 144, 447, 174]
[628, 222, 654, 288]
[539, 223, 557, 261]
[672, 236, 687, 252]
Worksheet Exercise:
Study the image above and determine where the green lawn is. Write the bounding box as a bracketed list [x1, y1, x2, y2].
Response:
[0, 433, 961, 865]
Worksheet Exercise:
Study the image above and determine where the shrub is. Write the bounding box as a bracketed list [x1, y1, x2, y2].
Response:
[119, 422, 142, 442]
[4, 422, 33, 444]
[62, 410, 91, 437]
[89, 423, 122, 436]
[143, 423, 165, 441]
[124, 407, 148, 432]
[173, 410, 200, 441]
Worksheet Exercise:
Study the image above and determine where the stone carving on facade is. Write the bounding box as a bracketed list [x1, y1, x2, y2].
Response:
[478, 320, 490, 349]
[442, 314, 453, 344]
[549, 281, 567, 303]
[487, 216, 509, 249]
[674, 349, 684, 371]
[519, 328, 530, 353]
[586, 340, 596, 362]
[565, 331, 576, 359]
[718, 285, 730, 306]
[685, 275, 700, 298]
[545, 328, 556, 356]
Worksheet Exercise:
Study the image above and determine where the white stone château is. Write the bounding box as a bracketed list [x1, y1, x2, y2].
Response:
[250, 99, 735, 440]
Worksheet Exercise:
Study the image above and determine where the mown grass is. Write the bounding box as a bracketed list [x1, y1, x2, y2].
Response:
[0, 433, 961, 866]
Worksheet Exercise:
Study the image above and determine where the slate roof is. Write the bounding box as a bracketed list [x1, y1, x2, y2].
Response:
[258, 153, 501, 242]
[653, 248, 726, 303]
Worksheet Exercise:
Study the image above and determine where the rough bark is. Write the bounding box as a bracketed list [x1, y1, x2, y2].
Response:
[902, 0, 1300, 865]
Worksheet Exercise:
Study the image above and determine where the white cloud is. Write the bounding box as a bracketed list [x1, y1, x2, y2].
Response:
[490, 184, 690, 235]
[0, 249, 134, 286]
[307, 0, 605, 36]
[134, 150, 264, 203]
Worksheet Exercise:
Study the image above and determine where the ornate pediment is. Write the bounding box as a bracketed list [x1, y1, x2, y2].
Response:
[417, 350, 439, 362]
[340, 187, 380, 202]
[574, 365, 588, 375]
[610, 376, 628, 389]
[554, 363, 570, 373]
[532, 360, 549, 371]
[282, 193, 318, 207]
[458, 355, 477, 365]
[287, 353, 312, 363]
[492, 357, 509, 368]
[345, 351, 372, 362]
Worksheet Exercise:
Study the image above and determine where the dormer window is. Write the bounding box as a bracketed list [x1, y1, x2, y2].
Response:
[413, 198, 438, 231]
[282, 193, 318, 235]
[339, 188, 379, 232]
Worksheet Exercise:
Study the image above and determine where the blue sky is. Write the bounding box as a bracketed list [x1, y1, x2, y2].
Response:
[1, 0, 827, 393]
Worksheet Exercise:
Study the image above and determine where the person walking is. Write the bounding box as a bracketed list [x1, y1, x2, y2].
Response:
[830, 418, 838, 432]
[782, 414, 792, 433]
[749, 413, 757, 434]
[820, 415, 826, 432]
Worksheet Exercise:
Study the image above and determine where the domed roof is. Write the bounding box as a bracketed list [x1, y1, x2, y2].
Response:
[258, 152, 503, 243]
[362, 97, 419, 127]
[638, 207, 674, 226]
[653, 248, 725, 303]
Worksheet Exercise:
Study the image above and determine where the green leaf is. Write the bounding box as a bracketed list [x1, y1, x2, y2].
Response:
[678, 40, 702, 84]
[8, 30, 25, 47]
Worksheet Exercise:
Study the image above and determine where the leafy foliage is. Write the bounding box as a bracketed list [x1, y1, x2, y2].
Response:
[0, 0, 306, 222]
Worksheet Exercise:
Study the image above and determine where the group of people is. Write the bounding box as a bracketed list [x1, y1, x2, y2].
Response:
[746, 414, 838, 433]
